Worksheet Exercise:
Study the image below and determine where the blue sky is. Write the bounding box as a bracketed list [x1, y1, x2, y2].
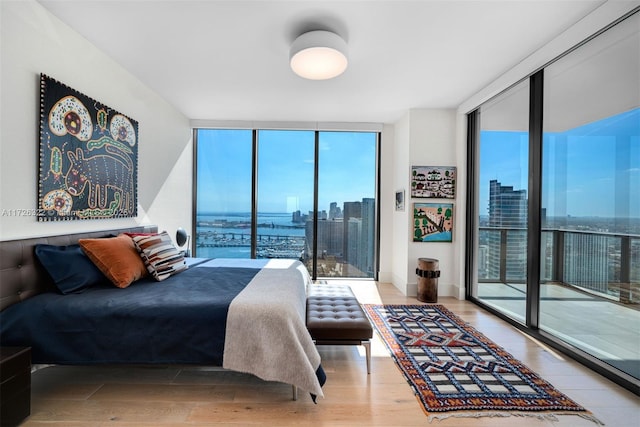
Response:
[480, 108, 639, 218]
[196, 129, 377, 214]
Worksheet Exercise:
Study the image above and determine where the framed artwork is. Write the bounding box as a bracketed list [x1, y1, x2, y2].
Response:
[410, 166, 456, 198]
[413, 202, 454, 242]
[395, 190, 405, 211]
[38, 74, 138, 221]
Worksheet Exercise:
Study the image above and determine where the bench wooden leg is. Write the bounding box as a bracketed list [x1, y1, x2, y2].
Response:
[292, 385, 298, 401]
[363, 340, 371, 374]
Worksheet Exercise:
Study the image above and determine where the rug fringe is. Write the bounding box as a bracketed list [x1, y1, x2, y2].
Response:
[427, 411, 605, 425]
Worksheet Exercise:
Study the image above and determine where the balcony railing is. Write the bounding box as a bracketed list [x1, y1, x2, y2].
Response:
[478, 227, 640, 304]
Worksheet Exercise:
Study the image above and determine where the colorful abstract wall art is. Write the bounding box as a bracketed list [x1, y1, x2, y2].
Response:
[413, 202, 454, 242]
[38, 74, 138, 221]
[410, 166, 456, 198]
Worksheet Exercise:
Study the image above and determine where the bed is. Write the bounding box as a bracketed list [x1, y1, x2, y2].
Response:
[0, 226, 325, 401]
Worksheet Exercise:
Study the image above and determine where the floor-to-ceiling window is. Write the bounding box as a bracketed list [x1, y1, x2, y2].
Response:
[316, 131, 378, 278]
[256, 130, 315, 260]
[195, 129, 253, 259]
[195, 128, 379, 280]
[467, 9, 639, 393]
[473, 80, 530, 323]
[540, 12, 640, 382]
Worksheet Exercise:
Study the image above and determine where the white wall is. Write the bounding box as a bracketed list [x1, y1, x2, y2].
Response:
[377, 124, 395, 283]
[390, 114, 410, 289]
[0, 0, 192, 242]
[390, 109, 459, 298]
[453, 112, 468, 300]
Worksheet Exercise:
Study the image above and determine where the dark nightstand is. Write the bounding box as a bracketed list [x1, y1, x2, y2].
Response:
[0, 347, 31, 427]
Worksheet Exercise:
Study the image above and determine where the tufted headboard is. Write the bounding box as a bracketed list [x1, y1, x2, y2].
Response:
[0, 225, 158, 312]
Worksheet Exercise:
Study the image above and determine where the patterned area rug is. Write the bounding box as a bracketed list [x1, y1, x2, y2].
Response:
[364, 304, 603, 424]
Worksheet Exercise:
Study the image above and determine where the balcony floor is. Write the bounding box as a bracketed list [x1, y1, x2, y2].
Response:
[477, 282, 640, 380]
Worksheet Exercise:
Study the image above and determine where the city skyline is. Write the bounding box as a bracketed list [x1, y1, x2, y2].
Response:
[197, 197, 373, 226]
[195, 196, 376, 277]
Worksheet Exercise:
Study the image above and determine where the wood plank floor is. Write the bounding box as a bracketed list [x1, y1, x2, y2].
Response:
[21, 282, 640, 426]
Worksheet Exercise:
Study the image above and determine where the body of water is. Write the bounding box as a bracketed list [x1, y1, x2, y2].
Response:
[196, 212, 305, 258]
[421, 231, 452, 242]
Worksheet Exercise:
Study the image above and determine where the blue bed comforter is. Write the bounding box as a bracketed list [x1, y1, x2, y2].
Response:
[0, 259, 262, 365]
[0, 257, 325, 399]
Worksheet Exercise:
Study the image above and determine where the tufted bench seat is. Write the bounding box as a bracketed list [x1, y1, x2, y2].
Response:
[306, 283, 373, 374]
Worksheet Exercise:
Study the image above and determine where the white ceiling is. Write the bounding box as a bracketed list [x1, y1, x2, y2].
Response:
[38, 0, 607, 124]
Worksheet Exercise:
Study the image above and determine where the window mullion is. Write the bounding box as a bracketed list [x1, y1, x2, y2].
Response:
[312, 131, 320, 280]
[251, 129, 258, 259]
[526, 70, 544, 329]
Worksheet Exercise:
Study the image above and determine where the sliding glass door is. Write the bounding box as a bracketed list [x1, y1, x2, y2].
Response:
[472, 80, 530, 323]
[467, 10, 639, 391]
[539, 12, 640, 381]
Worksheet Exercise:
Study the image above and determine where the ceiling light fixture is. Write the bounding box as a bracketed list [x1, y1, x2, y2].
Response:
[290, 30, 348, 80]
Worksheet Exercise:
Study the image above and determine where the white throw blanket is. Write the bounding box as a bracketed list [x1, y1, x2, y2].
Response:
[222, 259, 324, 398]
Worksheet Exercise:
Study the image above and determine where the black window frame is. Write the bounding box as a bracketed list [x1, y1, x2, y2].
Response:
[193, 128, 381, 281]
[465, 8, 640, 395]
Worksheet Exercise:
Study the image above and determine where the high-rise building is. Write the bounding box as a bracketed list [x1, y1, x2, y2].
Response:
[488, 179, 527, 281]
[343, 201, 361, 263]
[347, 217, 362, 274]
[360, 198, 376, 276]
[304, 199, 375, 277]
[306, 217, 343, 258]
[292, 210, 307, 224]
[329, 202, 338, 220]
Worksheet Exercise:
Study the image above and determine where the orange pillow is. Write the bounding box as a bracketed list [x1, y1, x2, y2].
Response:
[79, 234, 147, 288]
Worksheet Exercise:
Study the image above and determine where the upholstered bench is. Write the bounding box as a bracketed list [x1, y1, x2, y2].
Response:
[306, 284, 373, 374]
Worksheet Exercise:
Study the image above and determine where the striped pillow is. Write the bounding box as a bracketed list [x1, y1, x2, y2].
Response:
[132, 231, 187, 281]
